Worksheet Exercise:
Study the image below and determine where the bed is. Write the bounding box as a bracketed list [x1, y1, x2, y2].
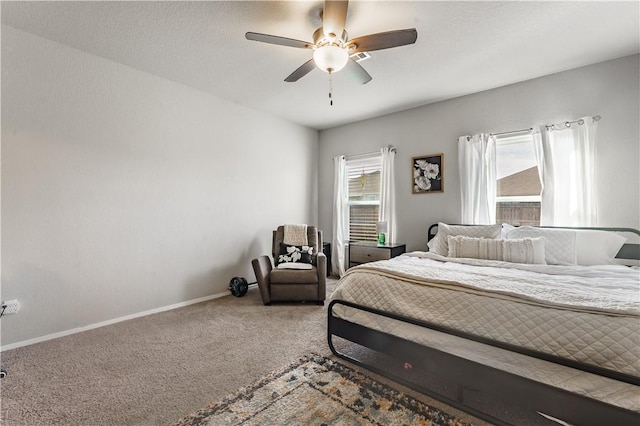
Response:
[327, 224, 640, 425]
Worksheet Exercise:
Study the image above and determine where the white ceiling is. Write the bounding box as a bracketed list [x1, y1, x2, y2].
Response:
[2, 1, 639, 130]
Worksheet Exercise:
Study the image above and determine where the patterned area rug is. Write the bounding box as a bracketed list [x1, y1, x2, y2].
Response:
[174, 353, 471, 425]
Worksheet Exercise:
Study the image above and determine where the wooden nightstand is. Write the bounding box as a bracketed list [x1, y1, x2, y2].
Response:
[348, 241, 406, 268]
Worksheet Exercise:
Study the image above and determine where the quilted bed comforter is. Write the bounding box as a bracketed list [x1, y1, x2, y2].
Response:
[330, 252, 640, 407]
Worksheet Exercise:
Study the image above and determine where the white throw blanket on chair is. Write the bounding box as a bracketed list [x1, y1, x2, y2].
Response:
[283, 224, 308, 246]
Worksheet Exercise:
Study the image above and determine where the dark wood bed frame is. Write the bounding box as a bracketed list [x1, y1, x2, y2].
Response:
[328, 226, 640, 426]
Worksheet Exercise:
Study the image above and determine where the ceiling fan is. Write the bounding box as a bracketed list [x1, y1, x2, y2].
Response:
[245, 0, 418, 85]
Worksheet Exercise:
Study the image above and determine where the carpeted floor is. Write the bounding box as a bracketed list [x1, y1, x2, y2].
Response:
[0, 279, 486, 425]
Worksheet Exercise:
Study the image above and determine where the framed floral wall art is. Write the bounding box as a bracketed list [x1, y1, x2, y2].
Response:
[412, 153, 443, 194]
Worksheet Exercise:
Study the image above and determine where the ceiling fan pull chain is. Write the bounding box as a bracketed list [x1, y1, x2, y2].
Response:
[329, 74, 333, 106]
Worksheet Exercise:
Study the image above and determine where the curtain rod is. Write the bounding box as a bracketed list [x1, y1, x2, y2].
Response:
[345, 146, 396, 160]
[490, 128, 533, 137]
[485, 115, 602, 139]
[545, 115, 601, 131]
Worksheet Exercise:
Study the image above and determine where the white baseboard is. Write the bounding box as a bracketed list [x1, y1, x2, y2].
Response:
[0, 289, 235, 352]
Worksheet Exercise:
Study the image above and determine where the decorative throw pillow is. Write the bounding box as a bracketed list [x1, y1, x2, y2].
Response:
[447, 235, 546, 264]
[505, 227, 576, 265]
[278, 243, 314, 265]
[427, 223, 502, 256]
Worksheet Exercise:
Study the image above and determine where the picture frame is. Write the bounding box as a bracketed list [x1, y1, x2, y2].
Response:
[412, 153, 443, 194]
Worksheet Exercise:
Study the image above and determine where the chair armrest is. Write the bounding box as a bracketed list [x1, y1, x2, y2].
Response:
[252, 255, 272, 305]
[316, 252, 327, 301]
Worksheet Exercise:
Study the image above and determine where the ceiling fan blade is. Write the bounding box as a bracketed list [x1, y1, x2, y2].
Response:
[284, 59, 316, 82]
[344, 58, 372, 85]
[350, 28, 417, 53]
[322, 0, 349, 38]
[245, 32, 313, 49]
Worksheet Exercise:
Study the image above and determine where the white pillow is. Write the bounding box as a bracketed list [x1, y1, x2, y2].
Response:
[505, 227, 576, 265]
[447, 235, 546, 264]
[574, 229, 626, 265]
[277, 262, 313, 270]
[501, 223, 515, 239]
[428, 223, 502, 256]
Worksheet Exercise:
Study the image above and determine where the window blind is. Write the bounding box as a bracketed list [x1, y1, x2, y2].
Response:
[346, 155, 382, 241]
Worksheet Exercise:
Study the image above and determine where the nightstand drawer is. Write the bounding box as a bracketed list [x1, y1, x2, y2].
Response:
[349, 245, 392, 263]
[348, 242, 406, 268]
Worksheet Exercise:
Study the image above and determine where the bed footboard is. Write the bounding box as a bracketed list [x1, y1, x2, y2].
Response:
[328, 299, 640, 426]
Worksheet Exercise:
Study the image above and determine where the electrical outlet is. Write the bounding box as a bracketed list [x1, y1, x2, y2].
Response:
[2, 299, 20, 315]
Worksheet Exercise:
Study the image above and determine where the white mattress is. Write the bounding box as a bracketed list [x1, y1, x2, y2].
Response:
[330, 253, 640, 411]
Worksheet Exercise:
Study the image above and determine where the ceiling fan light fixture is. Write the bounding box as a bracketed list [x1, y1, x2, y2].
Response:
[313, 44, 349, 74]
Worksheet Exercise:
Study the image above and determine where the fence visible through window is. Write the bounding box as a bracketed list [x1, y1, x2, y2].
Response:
[496, 201, 540, 226]
[496, 134, 541, 226]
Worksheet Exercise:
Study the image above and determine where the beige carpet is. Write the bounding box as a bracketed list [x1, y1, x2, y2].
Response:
[0, 279, 485, 425]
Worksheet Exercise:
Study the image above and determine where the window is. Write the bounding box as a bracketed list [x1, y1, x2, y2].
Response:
[495, 134, 541, 226]
[346, 155, 382, 242]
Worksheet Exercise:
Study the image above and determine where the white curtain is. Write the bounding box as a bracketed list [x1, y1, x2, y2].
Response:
[379, 147, 396, 243]
[458, 134, 497, 224]
[533, 117, 598, 226]
[332, 155, 347, 276]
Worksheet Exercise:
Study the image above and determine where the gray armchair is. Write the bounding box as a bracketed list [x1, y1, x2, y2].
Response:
[251, 226, 326, 305]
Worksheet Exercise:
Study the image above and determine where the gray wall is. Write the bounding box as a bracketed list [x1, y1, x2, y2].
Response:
[318, 55, 640, 253]
[1, 26, 318, 347]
